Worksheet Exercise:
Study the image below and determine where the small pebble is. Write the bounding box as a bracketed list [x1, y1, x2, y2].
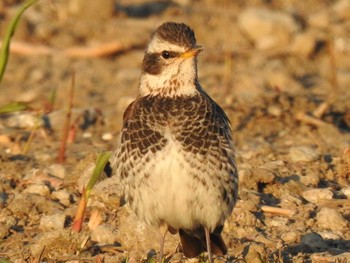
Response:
[24, 184, 50, 196]
[238, 8, 299, 50]
[318, 231, 342, 240]
[39, 213, 66, 231]
[316, 207, 348, 232]
[82, 132, 92, 138]
[51, 190, 71, 206]
[101, 132, 113, 141]
[281, 231, 299, 243]
[289, 146, 320, 162]
[302, 188, 333, 204]
[341, 187, 350, 199]
[267, 105, 282, 117]
[47, 164, 66, 179]
[91, 224, 118, 244]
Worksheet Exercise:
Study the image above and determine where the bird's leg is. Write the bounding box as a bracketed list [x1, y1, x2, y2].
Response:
[205, 227, 213, 263]
[159, 223, 168, 262]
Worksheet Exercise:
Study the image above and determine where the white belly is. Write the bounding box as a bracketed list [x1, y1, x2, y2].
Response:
[128, 135, 228, 231]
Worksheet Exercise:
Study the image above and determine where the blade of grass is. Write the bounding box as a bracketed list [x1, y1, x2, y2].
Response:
[0, 0, 40, 82]
[0, 101, 29, 114]
[71, 152, 112, 232]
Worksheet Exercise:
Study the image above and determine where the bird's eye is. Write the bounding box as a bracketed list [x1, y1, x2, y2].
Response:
[161, 51, 171, 59]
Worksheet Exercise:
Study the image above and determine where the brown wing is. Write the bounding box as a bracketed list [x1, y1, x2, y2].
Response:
[111, 96, 168, 181]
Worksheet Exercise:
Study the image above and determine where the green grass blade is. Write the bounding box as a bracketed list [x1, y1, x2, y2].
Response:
[0, 0, 40, 83]
[85, 152, 112, 198]
[0, 101, 29, 113]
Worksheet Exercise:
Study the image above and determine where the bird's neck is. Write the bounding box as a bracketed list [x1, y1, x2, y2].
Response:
[138, 61, 199, 98]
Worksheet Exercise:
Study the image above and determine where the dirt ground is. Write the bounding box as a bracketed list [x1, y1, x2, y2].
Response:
[0, 0, 350, 262]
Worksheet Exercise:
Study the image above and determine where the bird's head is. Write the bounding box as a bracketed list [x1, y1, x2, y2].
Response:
[139, 22, 203, 97]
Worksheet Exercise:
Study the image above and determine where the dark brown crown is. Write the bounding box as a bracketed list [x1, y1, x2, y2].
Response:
[154, 22, 196, 49]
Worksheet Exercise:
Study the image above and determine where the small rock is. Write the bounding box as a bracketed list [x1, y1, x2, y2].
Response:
[115, 207, 178, 258]
[5, 112, 38, 129]
[238, 8, 299, 50]
[308, 10, 332, 29]
[265, 217, 288, 228]
[51, 190, 71, 206]
[302, 188, 333, 204]
[281, 231, 299, 243]
[91, 224, 118, 244]
[101, 132, 113, 141]
[0, 222, 9, 239]
[267, 105, 282, 117]
[341, 187, 350, 199]
[318, 231, 342, 240]
[301, 232, 327, 249]
[290, 32, 317, 57]
[244, 243, 267, 263]
[333, 0, 350, 20]
[24, 183, 50, 196]
[82, 132, 92, 138]
[289, 146, 320, 162]
[299, 171, 320, 186]
[39, 213, 66, 231]
[91, 177, 123, 207]
[316, 207, 348, 232]
[47, 164, 66, 179]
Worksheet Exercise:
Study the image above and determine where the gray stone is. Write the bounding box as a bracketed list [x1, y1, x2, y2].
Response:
[91, 224, 118, 244]
[301, 232, 327, 249]
[39, 213, 66, 231]
[238, 8, 299, 50]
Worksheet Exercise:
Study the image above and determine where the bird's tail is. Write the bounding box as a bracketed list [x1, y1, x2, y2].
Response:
[178, 228, 227, 258]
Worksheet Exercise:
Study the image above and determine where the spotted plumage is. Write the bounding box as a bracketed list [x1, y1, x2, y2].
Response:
[111, 22, 238, 262]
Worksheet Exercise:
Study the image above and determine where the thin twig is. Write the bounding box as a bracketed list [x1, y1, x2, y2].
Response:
[0, 40, 143, 58]
[57, 68, 75, 163]
[295, 111, 327, 127]
[261, 205, 296, 216]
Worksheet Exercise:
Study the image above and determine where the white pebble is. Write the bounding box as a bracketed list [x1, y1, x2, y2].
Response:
[289, 146, 319, 162]
[101, 132, 113, 141]
[39, 213, 66, 231]
[302, 188, 333, 204]
[24, 184, 50, 196]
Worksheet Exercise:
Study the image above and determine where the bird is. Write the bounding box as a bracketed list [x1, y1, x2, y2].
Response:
[111, 22, 238, 262]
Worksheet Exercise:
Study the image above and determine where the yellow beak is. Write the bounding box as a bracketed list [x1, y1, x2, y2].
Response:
[180, 45, 203, 59]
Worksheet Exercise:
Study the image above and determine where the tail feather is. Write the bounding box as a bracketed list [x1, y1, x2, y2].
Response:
[178, 227, 227, 258]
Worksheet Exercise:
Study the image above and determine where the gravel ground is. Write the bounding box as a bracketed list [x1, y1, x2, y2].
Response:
[0, 0, 349, 262]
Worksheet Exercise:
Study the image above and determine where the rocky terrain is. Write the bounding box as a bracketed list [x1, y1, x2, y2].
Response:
[0, 0, 349, 262]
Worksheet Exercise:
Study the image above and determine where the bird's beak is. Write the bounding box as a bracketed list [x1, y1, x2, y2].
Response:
[180, 45, 203, 59]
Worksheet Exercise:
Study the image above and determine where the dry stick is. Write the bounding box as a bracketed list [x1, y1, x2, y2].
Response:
[261, 205, 296, 217]
[0, 40, 140, 58]
[33, 245, 46, 263]
[57, 69, 75, 163]
[295, 111, 327, 127]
